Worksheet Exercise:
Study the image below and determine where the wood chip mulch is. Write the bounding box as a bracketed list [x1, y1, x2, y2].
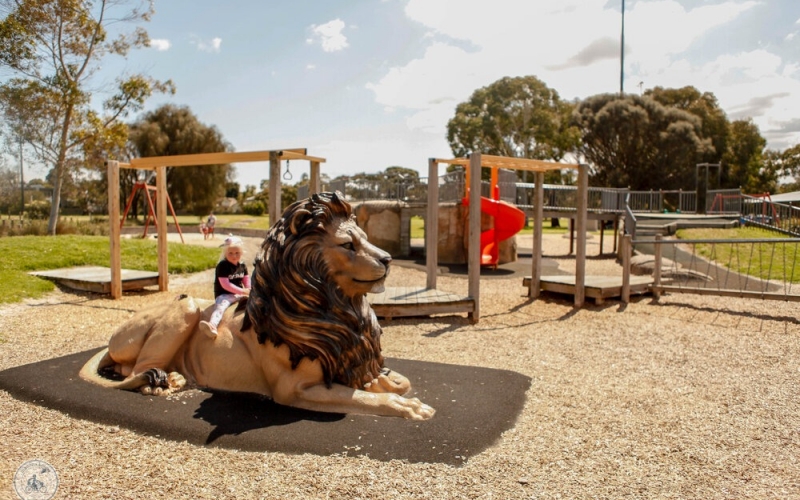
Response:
[1, 234, 798, 499]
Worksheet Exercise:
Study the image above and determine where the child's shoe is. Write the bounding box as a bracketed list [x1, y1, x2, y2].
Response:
[199, 320, 218, 338]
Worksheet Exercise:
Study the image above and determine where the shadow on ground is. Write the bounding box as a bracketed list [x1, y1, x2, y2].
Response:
[0, 349, 531, 466]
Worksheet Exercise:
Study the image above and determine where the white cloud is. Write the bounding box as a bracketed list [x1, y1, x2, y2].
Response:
[306, 64, 316, 70]
[365, 0, 800, 149]
[193, 36, 222, 53]
[309, 19, 349, 52]
[149, 38, 171, 51]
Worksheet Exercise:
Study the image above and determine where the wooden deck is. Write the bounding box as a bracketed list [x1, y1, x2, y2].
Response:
[31, 266, 159, 294]
[524, 275, 654, 305]
[369, 286, 474, 320]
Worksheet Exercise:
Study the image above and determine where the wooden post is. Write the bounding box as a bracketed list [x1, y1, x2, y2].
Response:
[575, 164, 588, 307]
[107, 160, 122, 299]
[569, 218, 574, 255]
[309, 160, 321, 194]
[269, 151, 281, 224]
[530, 171, 544, 298]
[599, 217, 605, 255]
[426, 158, 439, 290]
[468, 153, 482, 322]
[156, 166, 169, 291]
[653, 234, 662, 300]
[622, 234, 631, 303]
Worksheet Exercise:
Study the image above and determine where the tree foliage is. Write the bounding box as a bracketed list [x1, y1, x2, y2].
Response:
[645, 86, 730, 166]
[722, 118, 773, 194]
[331, 166, 422, 201]
[0, 0, 174, 234]
[128, 104, 233, 215]
[573, 93, 713, 190]
[447, 75, 580, 182]
[782, 143, 800, 177]
[0, 161, 22, 213]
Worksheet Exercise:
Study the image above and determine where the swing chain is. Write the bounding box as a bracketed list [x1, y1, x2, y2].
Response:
[283, 160, 293, 181]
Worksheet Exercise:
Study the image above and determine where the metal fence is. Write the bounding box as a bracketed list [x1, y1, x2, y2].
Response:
[706, 189, 745, 213]
[626, 235, 800, 302]
[299, 175, 800, 237]
[625, 190, 698, 213]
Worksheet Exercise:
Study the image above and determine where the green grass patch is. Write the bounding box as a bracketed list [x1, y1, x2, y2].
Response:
[0, 269, 56, 304]
[0, 235, 220, 304]
[108, 214, 272, 231]
[676, 226, 800, 282]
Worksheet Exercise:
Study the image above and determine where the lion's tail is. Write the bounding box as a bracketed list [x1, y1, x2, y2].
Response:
[78, 348, 150, 390]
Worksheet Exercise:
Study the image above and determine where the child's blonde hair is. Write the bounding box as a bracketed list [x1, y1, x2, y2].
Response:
[219, 235, 245, 261]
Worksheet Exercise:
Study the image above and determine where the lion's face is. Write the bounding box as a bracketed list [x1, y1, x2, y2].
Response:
[322, 215, 392, 297]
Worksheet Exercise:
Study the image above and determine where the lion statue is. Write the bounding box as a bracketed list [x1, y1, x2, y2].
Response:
[80, 192, 434, 420]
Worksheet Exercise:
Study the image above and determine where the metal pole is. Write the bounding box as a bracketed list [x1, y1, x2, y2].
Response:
[19, 137, 24, 217]
[620, 0, 625, 94]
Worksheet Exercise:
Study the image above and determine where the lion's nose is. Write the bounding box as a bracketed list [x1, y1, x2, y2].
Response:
[380, 255, 392, 267]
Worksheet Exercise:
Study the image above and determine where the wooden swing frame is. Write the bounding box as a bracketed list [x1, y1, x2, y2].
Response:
[106, 149, 324, 299]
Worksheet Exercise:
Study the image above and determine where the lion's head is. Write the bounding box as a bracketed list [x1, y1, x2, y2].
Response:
[243, 191, 392, 389]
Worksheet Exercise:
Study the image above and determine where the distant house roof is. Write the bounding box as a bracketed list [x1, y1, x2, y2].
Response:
[217, 197, 238, 208]
[769, 191, 800, 203]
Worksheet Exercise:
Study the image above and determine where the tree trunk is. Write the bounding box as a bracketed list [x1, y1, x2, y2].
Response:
[47, 106, 75, 235]
[47, 172, 63, 234]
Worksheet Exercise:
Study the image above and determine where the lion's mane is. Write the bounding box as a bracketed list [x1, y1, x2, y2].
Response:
[242, 192, 385, 389]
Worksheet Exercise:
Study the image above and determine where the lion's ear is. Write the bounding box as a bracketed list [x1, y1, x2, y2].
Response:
[289, 209, 312, 235]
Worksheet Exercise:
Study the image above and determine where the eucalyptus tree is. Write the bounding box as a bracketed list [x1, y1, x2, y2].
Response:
[446, 75, 580, 183]
[128, 104, 233, 215]
[722, 118, 773, 194]
[573, 93, 712, 190]
[645, 86, 730, 167]
[0, 0, 174, 234]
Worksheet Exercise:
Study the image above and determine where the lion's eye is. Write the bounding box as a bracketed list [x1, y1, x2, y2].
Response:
[341, 242, 355, 252]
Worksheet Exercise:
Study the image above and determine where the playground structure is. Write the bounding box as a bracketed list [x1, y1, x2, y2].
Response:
[419, 153, 590, 320]
[462, 165, 527, 268]
[120, 182, 185, 243]
[105, 149, 325, 299]
[102, 150, 594, 322]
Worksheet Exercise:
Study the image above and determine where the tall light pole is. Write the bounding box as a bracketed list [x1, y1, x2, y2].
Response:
[620, 0, 625, 95]
[18, 136, 24, 217]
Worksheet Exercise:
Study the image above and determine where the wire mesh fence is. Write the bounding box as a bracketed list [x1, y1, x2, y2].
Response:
[631, 236, 800, 301]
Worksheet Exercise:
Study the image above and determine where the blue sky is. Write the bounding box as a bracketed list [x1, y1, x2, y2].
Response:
[55, 0, 800, 187]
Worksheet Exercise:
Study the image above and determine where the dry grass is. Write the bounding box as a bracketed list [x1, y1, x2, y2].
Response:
[1, 234, 798, 499]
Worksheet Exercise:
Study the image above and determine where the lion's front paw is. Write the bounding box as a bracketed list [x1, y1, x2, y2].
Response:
[389, 394, 435, 420]
[364, 372, 411, 395]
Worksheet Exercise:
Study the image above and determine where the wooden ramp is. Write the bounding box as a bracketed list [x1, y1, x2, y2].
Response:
[31, 266, 159, 294]
[369, 286, 474, 320]
[524, 275, 654, 305]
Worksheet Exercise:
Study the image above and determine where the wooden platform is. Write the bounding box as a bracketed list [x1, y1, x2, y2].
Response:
[31, 266, 159, 294]
[524, 275, 654, 305]
[369, 286, 474, 319]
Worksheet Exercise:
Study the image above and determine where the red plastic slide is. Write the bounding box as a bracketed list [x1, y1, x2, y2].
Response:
[463, 196, 526, 267]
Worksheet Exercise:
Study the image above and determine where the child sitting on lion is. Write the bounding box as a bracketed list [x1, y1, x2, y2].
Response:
[200, 236, 251, 337]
